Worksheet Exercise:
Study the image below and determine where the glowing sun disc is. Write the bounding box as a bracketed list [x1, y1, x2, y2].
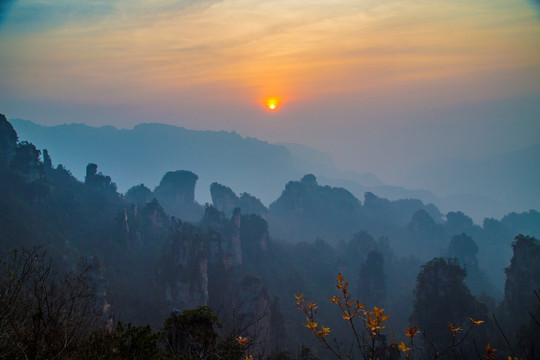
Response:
[265, 98, 280, 111]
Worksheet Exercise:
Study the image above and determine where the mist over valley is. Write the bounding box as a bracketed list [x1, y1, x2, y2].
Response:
[1, 112, 539, 359]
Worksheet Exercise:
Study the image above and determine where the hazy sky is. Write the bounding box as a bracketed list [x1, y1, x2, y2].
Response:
[1, 0, 539, 188]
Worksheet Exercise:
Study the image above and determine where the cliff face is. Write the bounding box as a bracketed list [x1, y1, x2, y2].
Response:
[10, 141, 44, 183]
[0, 113, 18, 165]
[160, 207, 244, 311]
[229, 208, 242, 266]
[363, 191, 443, 227]
[163, 224, 210, 309]
[222, 275, 287, 357]
[1, 114, 46, 199]
[210, 182, 269, 218]
[85, 163, 117, 192]
[239, 193, 269, 219]
[154, 170, 204, 222]
[405, 209, 447, 260]
[154, 206, 285, 351]
[157, 170, 198, 204]
[0, 115, 287, 345]
[268, 173, 445, 244]
[86, 256, 113, 328]
[411, 258, 488, 349]
[240, 213, 269, 253]
[269, 174, 362, 242]
[210, 182, 239, 217]
[125, 184, 154, 205]
[501, 235, 540, 326]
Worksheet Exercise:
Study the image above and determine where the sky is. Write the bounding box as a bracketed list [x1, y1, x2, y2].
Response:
[1, 0, 540, 192]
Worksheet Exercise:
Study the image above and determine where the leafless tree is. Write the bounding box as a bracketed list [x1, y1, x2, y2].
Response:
[0, 248, 100, 360]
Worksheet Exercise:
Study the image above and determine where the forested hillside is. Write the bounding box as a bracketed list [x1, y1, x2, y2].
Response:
[1, 113, 539, 359]
[12, 118, 512, 221]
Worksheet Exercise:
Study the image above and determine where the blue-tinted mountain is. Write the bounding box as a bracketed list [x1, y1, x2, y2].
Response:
[407, 143, 540, 220]
[10, 119, 435, 208]
[10, 119, 301, 204]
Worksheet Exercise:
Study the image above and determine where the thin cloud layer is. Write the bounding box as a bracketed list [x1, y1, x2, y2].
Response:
[529, 0, 540, 19]
[2, 0, 538, 104]
[0, 0, 539, 187]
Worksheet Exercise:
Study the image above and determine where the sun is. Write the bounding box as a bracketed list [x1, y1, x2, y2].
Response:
[265, 98, 280, 111]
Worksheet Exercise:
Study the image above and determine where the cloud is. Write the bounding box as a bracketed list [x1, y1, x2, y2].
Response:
[0, 1, 115, 32]
[528, 0, 540, 16]
[1, 0, 539, 113]
[0, 0, 222, 32]
[0, 0, 17, 26]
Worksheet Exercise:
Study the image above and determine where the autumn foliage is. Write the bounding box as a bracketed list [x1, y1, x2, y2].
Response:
[295, 273, 493, 360]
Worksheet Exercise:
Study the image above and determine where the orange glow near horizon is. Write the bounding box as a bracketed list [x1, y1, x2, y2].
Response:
[1, 0, 539, 119]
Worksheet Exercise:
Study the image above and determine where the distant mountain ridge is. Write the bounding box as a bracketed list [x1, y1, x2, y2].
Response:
[11, 119, 299, 204]
[11, 118, 536, 222]
[11, 118, 434, 206]
[407, 143, 540, 220]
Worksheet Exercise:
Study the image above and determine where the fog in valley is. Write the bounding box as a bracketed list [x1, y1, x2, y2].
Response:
[1, 112, 539, 359]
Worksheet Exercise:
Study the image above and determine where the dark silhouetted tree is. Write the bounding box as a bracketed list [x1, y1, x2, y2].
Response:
[81, 321, 162, 360]
[406, 209, 446, 260]
[447, 233, 479, 270]
[125, 183, 153, 205]
[445, 211, 475, 237]
[42, 149, 52, 169]
[492, 234, 540, 359]
[411, 257, 488, 354]
[358, 250, 386, 307]
[163, 306, 244, 359]
[500, 234, 540, 324]
[85, 163, 117, 192]
[0, 248, 99, 360]
[446, 233, 496, 298]
[0, 113, 18, 167]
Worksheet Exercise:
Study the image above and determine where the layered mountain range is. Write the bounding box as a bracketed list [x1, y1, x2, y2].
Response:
[11, 118, 538, 222]
[1, 112, 540, 357]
